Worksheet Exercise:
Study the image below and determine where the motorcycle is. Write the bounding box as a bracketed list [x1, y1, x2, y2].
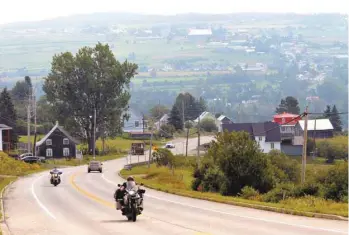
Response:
[117, 183, 145, 222]
[50, 172, 62, 186]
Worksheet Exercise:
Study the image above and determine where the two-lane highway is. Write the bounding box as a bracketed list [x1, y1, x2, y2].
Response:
[1, 138, 348, 235]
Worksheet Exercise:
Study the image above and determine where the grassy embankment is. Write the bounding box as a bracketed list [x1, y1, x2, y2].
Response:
[0, 151, 46, 234]
[121, 158, 348, 218]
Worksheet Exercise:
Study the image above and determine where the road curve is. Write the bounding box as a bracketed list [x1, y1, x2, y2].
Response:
[2, 138, 348, 235]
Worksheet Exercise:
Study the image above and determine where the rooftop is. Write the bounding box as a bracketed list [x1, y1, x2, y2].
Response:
[298, 119, 333, 131]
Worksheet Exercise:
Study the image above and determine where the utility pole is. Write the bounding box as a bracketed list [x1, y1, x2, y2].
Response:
[312, 117, 317, 160]
[33, 88, 37, 156]
[185, 127, 189, 157]
[142, 113, 145, 133]
[27, 89, 31, 153]
[148, 128, 153, 168]
[301, 106, 309, 184]
[93, 108, 96, 160]
[182, 100, 185, 129]
[197, 115, 201, 162]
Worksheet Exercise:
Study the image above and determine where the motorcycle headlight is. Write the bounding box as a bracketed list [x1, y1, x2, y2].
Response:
[129, 190, 136, 196]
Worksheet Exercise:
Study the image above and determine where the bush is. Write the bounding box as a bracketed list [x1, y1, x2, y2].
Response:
[262, 183, 296, 203]
[267, 150, 300, 183]
[199, 118, 218, 132]
[0, 152, 42, 176]
[152, 148, 175, 168]
[293, 182, 323, 197]
[239, 186, 260, 200]
[317, 136, 348, 162]
[192, 131, 276, 196]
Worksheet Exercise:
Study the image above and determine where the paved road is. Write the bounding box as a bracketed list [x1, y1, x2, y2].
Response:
[1, 138, 348, 235]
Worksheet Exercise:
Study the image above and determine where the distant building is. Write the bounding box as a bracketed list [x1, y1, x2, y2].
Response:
[123, 109, 147, 133]
[216, 115, 232, 132]
[188, 28, 212, 42]
[193, 112, 215, 123]
[293, 119, 334, 145]
[222, 121, 281, 153]
[0, 124, 12, 152]
[36, 122, 80, 158]
[154, 114, 169, 130]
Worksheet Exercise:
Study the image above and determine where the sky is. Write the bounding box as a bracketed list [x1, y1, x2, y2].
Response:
[0, 0, 347, 25]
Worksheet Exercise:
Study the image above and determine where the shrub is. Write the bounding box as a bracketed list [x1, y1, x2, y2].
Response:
[317, 136, 348, 162]
[239, 186, 260, 200]
[0, 152, 42, 176]
[202, 166, 224, 192]
[267, 150, 301, 183]
[314, 162, 348, 201]
[293, 182, 322, 197]
[200, 118, 218, 132]
[262, 183, 296, 203]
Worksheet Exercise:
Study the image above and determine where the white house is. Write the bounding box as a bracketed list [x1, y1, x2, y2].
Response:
[221, 121, 281, 153]
[193, 112, 215, 123]
[216, 115, 232, 132]
[0, 124, 12, 151]
[154, 114, 169, 130]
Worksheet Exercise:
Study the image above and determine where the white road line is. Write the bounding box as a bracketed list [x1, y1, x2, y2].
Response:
[101, 172, 347, 234]
[31, 174, 56, 220]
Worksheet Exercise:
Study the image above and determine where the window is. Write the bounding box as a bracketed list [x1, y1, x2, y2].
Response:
[46, 148, 53, 157]
[63, 138, 69, 145]
[270, 143, 275, 149]
[63, 148, 70, 157]
[46, 139, 52, 145]
[258, 136, 262, 141]
[135, 121, 139, 127]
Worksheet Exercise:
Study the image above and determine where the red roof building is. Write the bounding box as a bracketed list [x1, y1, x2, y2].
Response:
[273, 113, 301, 125]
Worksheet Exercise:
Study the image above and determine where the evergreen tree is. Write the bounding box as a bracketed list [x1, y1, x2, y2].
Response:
[323, 105, 331, 118]
[0, 88, 18, 147]
[330, 105, 342, 132]
[168, 105, 183, 130]
[276, 96, 300, 114]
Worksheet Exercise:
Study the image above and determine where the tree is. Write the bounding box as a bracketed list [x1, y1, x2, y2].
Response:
[168, 105, 182, 130]
[276, 96, 300, 114]
[43, 43, 138, 151]
[193, 131, 275, 196]
[0, 88, 18, 147]
[11, 76, 32, 101]
[150, 104, 169, 120]
[330, 105, 342, 132]
[174, 92, 205, 122]
[323, 105, 331, 118]
[200, 118, 218, 132]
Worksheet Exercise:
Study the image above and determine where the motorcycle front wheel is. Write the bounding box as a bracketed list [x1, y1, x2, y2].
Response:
[131, 204, 137, 222]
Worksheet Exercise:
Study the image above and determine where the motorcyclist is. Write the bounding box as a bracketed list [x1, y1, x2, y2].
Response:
[114, 176, 144, 214]
[50, 167, 62, 183]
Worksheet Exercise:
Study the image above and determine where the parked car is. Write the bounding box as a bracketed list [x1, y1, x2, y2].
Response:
[165, 143, 175, 148]
[20, 152, 33, 159]
[88, 161, 103, 173]
[21, 156, 39, 164]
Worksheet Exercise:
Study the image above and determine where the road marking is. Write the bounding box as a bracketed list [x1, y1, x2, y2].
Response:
[70, 173, 114, 208]
[101, 172, 347, 234]
[70, 172, 143, 217]
[31, 175, 56, 220]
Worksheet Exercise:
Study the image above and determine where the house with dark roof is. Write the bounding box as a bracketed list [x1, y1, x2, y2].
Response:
[222, 121, 281, 153]
[0, 123, 12, 152]
[215, 115, 232, 132]
[35, 122, 80, 158]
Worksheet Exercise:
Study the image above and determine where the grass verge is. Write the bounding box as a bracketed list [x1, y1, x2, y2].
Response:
[120, 164, 348, 219]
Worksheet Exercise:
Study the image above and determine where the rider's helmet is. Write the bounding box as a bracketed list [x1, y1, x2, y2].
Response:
[127, 176, 135, 182]
[126, 176, 136, 189]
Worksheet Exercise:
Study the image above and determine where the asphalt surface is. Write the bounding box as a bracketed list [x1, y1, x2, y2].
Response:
[2, 137, 348, 235]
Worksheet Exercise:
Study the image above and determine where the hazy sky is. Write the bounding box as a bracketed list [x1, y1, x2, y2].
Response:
[0, 0, 347, 25]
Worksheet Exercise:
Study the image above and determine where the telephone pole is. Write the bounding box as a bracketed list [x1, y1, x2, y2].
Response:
[148, 128, 153, 168]
[142, 113, 145, 133]
[182, 100, 185, 129]
[301, 106, 309, 184]
[27, 89, 32, 153]
[197, 115, 201, 163]
[93, 108, 96, 160]
[33, 88, 37, 156]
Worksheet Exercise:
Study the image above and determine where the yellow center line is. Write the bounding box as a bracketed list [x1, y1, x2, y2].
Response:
[69, 172, 114, 208]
